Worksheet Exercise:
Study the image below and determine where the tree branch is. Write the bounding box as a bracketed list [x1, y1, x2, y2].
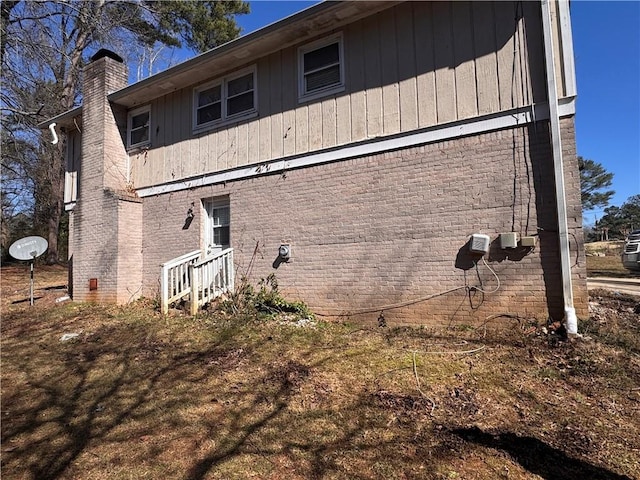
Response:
[1, 105, 45, 117]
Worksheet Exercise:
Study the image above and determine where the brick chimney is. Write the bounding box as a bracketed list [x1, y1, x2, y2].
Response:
[71, 50, 143, 304]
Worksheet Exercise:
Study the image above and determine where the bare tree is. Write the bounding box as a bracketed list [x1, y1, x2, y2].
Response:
[133, 44, 184, 82]
[1, 0, 249, 263]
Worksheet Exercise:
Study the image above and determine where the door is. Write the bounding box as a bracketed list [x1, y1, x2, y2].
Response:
[204, 198, 230, 256]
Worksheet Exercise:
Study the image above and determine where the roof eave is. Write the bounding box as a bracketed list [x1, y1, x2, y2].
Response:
[37, 106, 82, 130]
[41, 1, 400, 124]
[108, 1, 400, 108]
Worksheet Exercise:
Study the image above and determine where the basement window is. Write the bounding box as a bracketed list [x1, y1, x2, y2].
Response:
[194, 66, 257, 131]
[127, 106, 150, 149]
[298, 33, 344, 102]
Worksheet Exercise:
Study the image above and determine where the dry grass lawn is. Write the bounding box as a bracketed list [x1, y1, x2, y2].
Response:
[2, 264, 639, 479]
[585, 241, 632, 277]
[586, 255, 632, 277]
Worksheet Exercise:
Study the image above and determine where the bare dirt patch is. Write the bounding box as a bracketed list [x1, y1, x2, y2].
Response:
[2, 266, 639, 479]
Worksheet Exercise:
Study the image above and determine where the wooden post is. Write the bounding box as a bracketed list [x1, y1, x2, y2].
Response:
[190, 264, 199, 316]
[161, 265, 169, 314]
[227, 250, 235, 292]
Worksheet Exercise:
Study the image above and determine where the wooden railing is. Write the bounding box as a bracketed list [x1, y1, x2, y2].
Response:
[160, 248, 234, 314]
[160, 250, 201, 314]
[189, 248, 235, 315]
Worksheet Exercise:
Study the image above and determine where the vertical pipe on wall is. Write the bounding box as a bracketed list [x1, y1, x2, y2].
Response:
[48, 123, 59, 144]
[540, 0, 577, 335]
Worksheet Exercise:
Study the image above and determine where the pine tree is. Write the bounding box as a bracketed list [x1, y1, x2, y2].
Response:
[578, 156, 615, 211]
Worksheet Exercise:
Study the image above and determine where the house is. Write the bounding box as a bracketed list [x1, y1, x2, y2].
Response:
[44, 0, 587, 330]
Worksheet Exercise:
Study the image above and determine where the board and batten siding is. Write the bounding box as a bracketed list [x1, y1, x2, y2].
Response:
[130, 1, 547, 189]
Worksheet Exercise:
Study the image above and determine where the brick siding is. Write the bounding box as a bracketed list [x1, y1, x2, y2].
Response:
[71, 56, 143, 304]
[141, 117, 587, 326]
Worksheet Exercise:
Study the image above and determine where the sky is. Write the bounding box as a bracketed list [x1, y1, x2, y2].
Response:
[570, 1, 640, 223]
[196, 1, 640, 225]
[235, 1, 319, 33]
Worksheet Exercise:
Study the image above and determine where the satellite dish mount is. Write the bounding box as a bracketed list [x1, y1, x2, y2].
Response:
[9, 236, 49, 306]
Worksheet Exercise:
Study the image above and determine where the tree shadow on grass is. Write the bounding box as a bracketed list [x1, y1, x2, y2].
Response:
[1, 312, 267, 480]
[186, 359, 307, 480]
[451, 426, 633, 480]
[185, 371, 449, 480]
[4, 306, 633, 480]
[4, 311, 450, 480]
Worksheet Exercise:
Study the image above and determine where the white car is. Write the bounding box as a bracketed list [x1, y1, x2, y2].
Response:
[622, 229, 640, 271]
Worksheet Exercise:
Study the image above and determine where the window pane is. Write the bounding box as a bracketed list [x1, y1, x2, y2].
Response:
[305, 65, 341, 92]
[304, 43, 339, 73]
[130, 127, 149, 145]
[197, 103, 221, 125]
[227, 91, 254, 116]
[213, 226, 230, 247]
[227, 73, 253, 97]
[198, 85, 221, 107]
[131, 112, 149, 129]
[212, 206, 229, 226]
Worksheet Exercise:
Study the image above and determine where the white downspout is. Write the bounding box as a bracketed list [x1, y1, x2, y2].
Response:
[48, 123, 59, 145]
[541, 0, 577, 335]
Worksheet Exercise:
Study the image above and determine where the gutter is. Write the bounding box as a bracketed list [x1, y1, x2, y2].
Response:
[107, 1, 401, 108]
[40, 1, 400, 120]
[37, 106, 82, 129]
[541, 0, 577, 335]
[107, 1, 336, 104]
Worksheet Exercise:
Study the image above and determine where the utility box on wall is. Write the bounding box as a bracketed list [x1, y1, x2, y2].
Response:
[469, 234, 490, 254]
[500, 232, 518, 249]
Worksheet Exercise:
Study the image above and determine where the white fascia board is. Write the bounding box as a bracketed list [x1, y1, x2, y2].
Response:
[557, 1, 577, 98]
[136, 100, 575, 198]
[535, 96, 576, 120]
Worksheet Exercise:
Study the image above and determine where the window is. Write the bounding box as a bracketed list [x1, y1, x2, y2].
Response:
[298, 34, 344, 102]
[127, 106, 150, 148]
[194, 66, 256, 130]
[204, 198, 230, 255]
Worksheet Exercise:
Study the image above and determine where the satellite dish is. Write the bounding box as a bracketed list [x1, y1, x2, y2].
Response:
[9, 236, 48, 261]
[8, 236, 49, 307]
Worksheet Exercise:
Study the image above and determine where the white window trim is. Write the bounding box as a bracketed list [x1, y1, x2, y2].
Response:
[298, 32, 345, 104]
[193, 65, 258, 133]
[127, 105, 151, 150]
